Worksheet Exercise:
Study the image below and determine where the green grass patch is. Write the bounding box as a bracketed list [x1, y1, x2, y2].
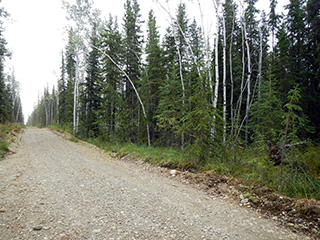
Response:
[69, 137, 79, 142]
[0, 140, 9, 157]
[49, 124, 73, 135]
[0, 123, 24, 158]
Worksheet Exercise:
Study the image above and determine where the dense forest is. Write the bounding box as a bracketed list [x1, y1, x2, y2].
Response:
[0, 3, 24, 124]
[27, 0, 319, 198]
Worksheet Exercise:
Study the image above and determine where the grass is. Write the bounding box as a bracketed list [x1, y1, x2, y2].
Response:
[0, 140, 9, 157]
[0, 123, 24, 158]
[97, 141, 320, 200]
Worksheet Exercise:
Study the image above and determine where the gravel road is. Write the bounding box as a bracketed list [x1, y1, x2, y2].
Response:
[0, 128, 309, 240]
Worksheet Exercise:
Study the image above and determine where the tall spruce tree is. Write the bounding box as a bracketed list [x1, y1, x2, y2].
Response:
[142, 10, 165, 144]
[65, 29, 77, 127]
[285, 0, 307, 87]
[58, 52, 67, 124]
[122, 0, 143, 143]
[79, 24, 101, 138]
[0, 5, 10, 123]
[305, 0, 320, 139]
[98, 15, 123, 140]
[156, 27, 182, 147]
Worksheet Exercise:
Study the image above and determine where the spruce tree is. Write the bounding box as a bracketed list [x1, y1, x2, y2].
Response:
[156, 27, 182, 147]
[0, 5, 10, 123]
[58, 52, 67, 124]
[98, 15, 123, 140]
[122, 0, 143, 143]
[305, 0, 320, 139]
[142, 10, 165, 144]
[285, 0, 307, 87]
[79, 24, 101, 138]
[65, 29, 77, 127]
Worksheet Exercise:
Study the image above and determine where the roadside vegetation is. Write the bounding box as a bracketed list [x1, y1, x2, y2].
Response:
[0, 124, 24, 158]
[88, 138, 320, 200]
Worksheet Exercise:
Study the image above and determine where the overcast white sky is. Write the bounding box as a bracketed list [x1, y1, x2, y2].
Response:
[2, 0, 288, 122]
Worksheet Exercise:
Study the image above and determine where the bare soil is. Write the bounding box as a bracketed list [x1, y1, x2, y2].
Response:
[0, 128, 315, 239]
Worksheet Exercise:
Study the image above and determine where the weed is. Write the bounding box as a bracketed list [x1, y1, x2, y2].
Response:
[69, 137, 79, 143]
[0, 140, 9, 157]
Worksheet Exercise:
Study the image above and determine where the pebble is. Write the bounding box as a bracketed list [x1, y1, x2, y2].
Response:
[33, 226, 42, 231]
[241, 198, 249, 204]
[170, 170, 177, 176]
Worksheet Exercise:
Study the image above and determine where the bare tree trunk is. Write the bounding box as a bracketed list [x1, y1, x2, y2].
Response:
[222, 13, 227, 144]
[177, 39, 185, 150]
[15, 100, 21, 123]
[229, 5, 235, 139]
[212, 0, 220, 139]
[73, 56, 79, 134]
[257, 26, 263, 100]
[244, 20, 251, 146]
[235, 26, 246, 137]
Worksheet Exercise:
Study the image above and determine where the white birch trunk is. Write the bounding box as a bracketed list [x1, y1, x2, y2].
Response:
[257, 26, 263, 100]
[243, 20, 251, 145]
[177, 42, 185, 151]
[235, 25, 246, 139]
[212, 0, 220, 138]
[229, 5, 235, 138]
[73, 61, 79, 134]
[222, 13, 227, 144]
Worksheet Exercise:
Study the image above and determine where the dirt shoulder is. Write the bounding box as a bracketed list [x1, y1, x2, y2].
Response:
[0, 128, 315, 239]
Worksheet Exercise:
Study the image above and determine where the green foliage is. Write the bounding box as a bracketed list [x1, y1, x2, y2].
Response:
[0, 140, 9, 157]
[0, 123, 24, 157]
[69, 137, 79, 143]
[78, 24, 101, 139]
[282, 85, 313, 143]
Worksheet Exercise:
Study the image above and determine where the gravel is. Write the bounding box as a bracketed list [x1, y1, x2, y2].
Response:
[0, 128, 309, 239]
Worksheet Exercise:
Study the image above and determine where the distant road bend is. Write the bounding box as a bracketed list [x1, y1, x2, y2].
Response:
[0, 128, 308, 239]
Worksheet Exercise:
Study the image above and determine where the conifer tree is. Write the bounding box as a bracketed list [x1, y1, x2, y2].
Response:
[305, 0, 320, 139]
[0, 5, 10, 123]
[58, 52, 67, 124]
[79, 24, 101, 138]
[285, 0, 307, 87]
[156, 27, 182, 147]
[64, 29, 77, 127]
[142, 10, 165, 144]
[122, 0, 143, 143]
[98, 15, 123, 140]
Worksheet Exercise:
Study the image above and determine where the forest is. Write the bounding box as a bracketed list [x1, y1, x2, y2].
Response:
[3, 0, 320, 199]
[0, 5, 24, 125]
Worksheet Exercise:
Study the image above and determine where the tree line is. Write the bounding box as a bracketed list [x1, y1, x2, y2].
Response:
[0, 2, 24, 124]
[28, 0, 319, 165]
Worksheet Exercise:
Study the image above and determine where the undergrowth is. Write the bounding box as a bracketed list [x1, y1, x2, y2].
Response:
[0, 123, 24, 158]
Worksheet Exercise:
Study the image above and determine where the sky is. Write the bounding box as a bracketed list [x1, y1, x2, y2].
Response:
[1, 0, 288, 122]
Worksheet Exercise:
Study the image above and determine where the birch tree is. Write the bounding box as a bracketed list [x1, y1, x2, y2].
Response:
[212, 0, 220, 139]
[63, 0, 101, 134]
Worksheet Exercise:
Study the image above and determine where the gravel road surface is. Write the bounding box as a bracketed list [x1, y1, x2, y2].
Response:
[0, 128, 308, 239]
